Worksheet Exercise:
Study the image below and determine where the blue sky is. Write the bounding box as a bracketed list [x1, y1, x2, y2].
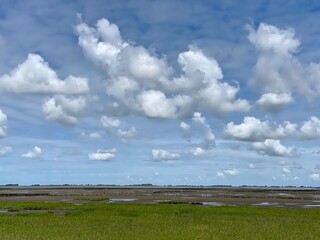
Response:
[1, 0, 320, 186]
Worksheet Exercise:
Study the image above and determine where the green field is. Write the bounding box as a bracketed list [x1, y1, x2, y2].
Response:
[0, 202, 319, 239]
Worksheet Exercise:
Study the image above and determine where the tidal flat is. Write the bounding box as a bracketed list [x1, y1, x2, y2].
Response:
[0, 186, 320, 239]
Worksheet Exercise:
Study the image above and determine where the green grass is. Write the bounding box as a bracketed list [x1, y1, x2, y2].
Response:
[0, 202, 319, 239]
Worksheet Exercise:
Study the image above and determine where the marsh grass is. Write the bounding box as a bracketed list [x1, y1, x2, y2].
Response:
[0, 202, 319, 239]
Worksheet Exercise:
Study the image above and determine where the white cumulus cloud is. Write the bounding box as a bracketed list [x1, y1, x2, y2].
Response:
[136, 90, 191, 119]
[217, 168, 240, 177]
[248, 22, 320, 99]
[21, 146, 42, 159]
[252, 139, 296, 157]
[88, 149, 116, 161]
[300, 117, 320, 139]
[225, 116, 297, 141]
[42, 95, 87, 125]
[151, 149, 180, 161]
[0, 54, 89, 95]
[192, 147, 206, 156]
[282, 167, 292, 174]
[257, 93, 293, 113]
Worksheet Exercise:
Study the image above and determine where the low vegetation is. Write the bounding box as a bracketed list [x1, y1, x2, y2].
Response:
[0, 202, 319, 239]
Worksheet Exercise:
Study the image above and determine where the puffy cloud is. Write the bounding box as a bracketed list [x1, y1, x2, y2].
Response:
[217, 168, 240, 177]
[136, 90, 191, 119]
[172, 48, 251, 114]
[178, 46, 222, 80]
[88, 148, 116, 161]
[248, 23, 320, 99]
[101, 116, 136, 142]
[21, 146, 42, 159]
[196, 81, 251, 113]
[0, 146, 12, 156]
[309, 173, 320, 181]
[42, 95, 87, 125]
[117, 127, 136, 140]
[0, 54, 89, 95]
[75, 18, 250, 119]
[81, 132, 102, 139]
[282, 167, 291, 174]
[0, 109, 7, 138]
[252, 139, 296, 157]
[151, 149, 180, 161]
[225, 116, 297, 141]
[192, 147, 206, 156]
[75, 16, 128, 70]
[257, 93, 293, 113]
[247, 23, 299, 55]
[300, 117, 320, 139]
[101, 116, 121, 129]
[192, 112, 215, 149]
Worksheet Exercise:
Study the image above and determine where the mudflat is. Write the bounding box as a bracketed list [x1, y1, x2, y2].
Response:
[1, 186, 320, 208]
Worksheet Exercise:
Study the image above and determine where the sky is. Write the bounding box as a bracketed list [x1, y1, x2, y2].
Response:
[0, 0, 320, 186]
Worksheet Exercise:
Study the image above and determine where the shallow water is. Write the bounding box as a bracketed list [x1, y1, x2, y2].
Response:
[109, 198, 137, 202]
[303, 204, 320, 208]
[252, 202, 279, 206]
[202, 202, 224, 206]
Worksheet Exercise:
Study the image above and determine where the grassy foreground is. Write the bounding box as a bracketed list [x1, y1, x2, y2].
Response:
[0, 202, 319, 239]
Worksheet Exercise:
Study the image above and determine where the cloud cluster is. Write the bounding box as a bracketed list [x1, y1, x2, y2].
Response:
[224, 116, 301, 157]
[151, 149, 180, 161]
[248, 22, 320, 110]
[22, 146, 42, 159]
[75, 17, 250, 119]
[225, 116, 297, 142]
[0, 109, 7, 138]
[0, 53, 90, 126]
[225, 116, 320, 157]
[88, 148, 116, 161]
[101, 116, 136, 142]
